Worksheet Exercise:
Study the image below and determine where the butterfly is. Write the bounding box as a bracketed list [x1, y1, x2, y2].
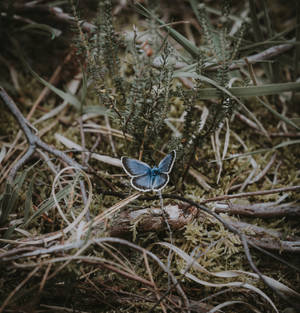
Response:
[121, 151, 176, 192]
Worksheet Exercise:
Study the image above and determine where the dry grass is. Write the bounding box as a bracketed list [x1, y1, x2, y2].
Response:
[0, 1, 300, 312]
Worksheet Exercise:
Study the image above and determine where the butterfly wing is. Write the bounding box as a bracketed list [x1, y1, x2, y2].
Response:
[152, 173, 169, 191]
[131, 174, 152, 192]
[122, 151, 176, 192]
[121, 157, 151, 177]
[158, 150, 176, 174]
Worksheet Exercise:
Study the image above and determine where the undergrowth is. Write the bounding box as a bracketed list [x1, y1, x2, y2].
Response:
[73, 0, 246, 177]
[0, 0, 300, 312]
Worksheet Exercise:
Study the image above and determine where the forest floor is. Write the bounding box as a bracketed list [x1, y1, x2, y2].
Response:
[0, 1, 300, 312]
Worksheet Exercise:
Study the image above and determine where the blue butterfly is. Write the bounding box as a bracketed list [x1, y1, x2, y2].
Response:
[121, 151, 176, 192]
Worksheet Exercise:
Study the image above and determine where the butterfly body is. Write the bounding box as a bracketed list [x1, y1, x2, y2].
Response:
[150, 167, 160, 177]
[121, 151, 176, 192]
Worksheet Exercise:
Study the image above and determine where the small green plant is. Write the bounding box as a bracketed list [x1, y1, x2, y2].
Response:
[0, 169, 34, 240]
[73, 0, 247, 180]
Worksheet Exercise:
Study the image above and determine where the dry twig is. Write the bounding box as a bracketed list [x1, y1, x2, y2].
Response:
[0, 87, 83, 181]
[214, 201, 300, 217]
[200, 185, 300, 204]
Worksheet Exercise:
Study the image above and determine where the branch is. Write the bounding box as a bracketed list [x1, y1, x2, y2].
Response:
[200, 185, 300, 204]
[109, 203, 300, 253]
[109, 204, 197, 237]
[214, 202, 300, 217]
[225, 218, 300, 253]
[0, 87, 83, 181]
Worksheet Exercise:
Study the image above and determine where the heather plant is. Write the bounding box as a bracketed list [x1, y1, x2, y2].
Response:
[72, 0, 249, 183]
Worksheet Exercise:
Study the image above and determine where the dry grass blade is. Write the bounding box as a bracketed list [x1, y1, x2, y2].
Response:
[55, 133, 122, 167]
[1, 238, 190, 311]
[40, 304, 90, 313]
[161, 242, 280, 312]
[83, 123, 133, 140]
[188, 168, 212, 190]
[51, 167, 92, 230]
[207, 300, 261, 313]
[0, 146, 6, 164]
[143, 250, 167, 313]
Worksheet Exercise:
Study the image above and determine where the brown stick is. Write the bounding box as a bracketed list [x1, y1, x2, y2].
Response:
[109, 205, 197, 237]
[214, 202, 300, 217]
[225, 218, 300, 253]
[109, 204, 300, 253]
[0, 87, 83, 181]
[201, 185, 300, 204]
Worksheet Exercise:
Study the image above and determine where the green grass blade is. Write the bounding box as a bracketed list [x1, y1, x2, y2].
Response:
[174, 70, 300, 130]
[173, 75, 300, 98]
[14, 44, 81, 109]
[12, 37, 81, 109]
[17, 23, 61, 40]
[24, 176, 35, 224]
[83, 105, 107, 115]
[189, 0, 201, 23]
[3, 224, 18, 239]
[27, 65, 81, 109]
[24, 184, 72, 226]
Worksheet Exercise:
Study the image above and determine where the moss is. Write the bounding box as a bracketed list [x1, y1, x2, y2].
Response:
[1, 1, 299, 312]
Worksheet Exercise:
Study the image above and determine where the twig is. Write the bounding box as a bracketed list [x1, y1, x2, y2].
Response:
[224, 217, 300, 252]
[208, 43, 294, 72]
[109, 202, 300, 252]
[40, 304, 89, 313]
[109, 204, 196, 237]
[3, 52, 73, 167]
[95, 188, 300, 308]
[85, 133, 101, 164]
[152, 43, 293, 73]
[158, 190, 174, 291]
[0, 87, 83, 181]
[91, 184, 300, 206]
[39, 263, 52, 293]
[248, 242, 300, 273]
[200, 185, 300, 204]
[214, 202, 300, 217]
